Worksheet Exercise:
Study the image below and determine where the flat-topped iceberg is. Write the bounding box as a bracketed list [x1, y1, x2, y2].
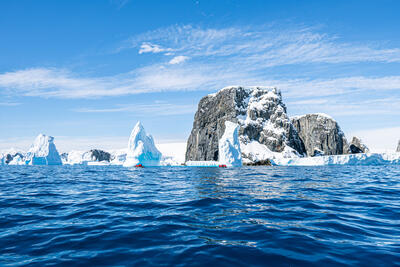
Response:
[273, 152, 400, 166]
[123, 122, 162, 167]
[25, 134, 62, 165]
[218, 121, 242, 167]
[185, 161, 220, 167]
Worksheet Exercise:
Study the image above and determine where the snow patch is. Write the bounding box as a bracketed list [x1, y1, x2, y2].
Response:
[240, 141, 300, 164]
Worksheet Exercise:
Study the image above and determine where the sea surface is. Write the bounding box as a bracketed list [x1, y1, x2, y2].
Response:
[0, 165, 399, 266]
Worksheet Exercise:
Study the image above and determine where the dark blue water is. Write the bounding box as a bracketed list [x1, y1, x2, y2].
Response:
[0, 166, 399, 266]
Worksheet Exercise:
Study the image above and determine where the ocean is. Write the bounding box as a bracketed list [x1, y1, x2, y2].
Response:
[1, 165, 399, 266]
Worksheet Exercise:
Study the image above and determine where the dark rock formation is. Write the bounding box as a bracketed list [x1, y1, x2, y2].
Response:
[397, 140, 400, 152]
[291, 114, 350, 157]
[349, 136, 369, 154]
[89, 149, 111, 162]
[5, 154, 13, 164]
[4, 153, 24, 164]
[243, 159, 272, 166]
[185, 86, 305, 162]
[60, 153, 69, 161]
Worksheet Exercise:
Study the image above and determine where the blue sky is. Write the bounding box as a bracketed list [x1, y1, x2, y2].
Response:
[1, 0, 399, 152]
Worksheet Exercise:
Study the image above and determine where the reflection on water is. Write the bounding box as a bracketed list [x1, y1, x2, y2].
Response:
[0, 165, 399, 266]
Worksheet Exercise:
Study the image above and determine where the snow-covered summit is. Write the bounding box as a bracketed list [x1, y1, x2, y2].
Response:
[291, 113, 334, 122]
[25, 134, 62, 165]
[123, 122, 162, 167]
[208, 86, 279, 98]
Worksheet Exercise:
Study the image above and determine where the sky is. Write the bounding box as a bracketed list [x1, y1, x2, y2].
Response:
[0, 0, 399, 152]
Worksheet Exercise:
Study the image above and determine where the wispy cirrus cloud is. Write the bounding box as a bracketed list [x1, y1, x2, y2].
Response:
[1, 66, 400, 102]
[121, 24, 400, 66]
[1, 24, 400, 112]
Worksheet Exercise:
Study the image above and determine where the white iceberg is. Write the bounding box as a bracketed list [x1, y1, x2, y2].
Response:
[110, 149, 127, 165]
[218, 121, 242, 167]
[63, 149, 113, 165]
[273, 152, 400, 166]
[25, 134, 62, 165]
[185, 161, 220, 167]
[157, 142, 187, 166]
[123, 122, 162, 167]
[8, 154, 25, 165]
[63, 150, 90, 165]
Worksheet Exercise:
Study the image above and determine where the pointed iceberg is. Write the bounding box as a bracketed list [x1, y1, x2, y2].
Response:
[218, 121, 242, 167]
[123, 122, 162, 167]
[25, 134, 62, 165]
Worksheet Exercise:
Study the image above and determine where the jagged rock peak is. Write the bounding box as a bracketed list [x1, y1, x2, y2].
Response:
[291, 113, 350, 157]
[185, 86, 305, 162]
[350, 136, 369, 154]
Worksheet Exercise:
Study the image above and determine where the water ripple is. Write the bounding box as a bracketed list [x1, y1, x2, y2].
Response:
[0, 165, 399, 266]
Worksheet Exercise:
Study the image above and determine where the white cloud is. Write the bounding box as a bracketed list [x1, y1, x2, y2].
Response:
[1, 23, 400, 123]
[138, 42, 171, 54]
[169, 55, 189, 64]
[1, 66, 400, 101]
[123, 25, 400, 65]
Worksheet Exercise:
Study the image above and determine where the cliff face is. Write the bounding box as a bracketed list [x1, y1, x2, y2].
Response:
[349, 137, 369, 154]
[291, 114, 350, 157]
[185, 86, 305, 162]
[397, 140, 400, 152]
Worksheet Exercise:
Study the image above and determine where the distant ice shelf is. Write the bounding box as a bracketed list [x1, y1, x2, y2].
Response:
[273, 152, 400, 166]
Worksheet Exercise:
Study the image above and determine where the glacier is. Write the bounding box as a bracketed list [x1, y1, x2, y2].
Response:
[25, 134, 62, 165]
[218, 121, 242, 167]
[123, 122, 162, 167]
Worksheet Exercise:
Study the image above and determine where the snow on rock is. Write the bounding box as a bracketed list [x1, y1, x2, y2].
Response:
[273, 152, 400, 166]
[123, 122, 162, 167]
[0, 148, 25, 165]
[8, 154, 25, 165]
[218, 121, 242, 166]
[186, 86, 305, 163]
[240, 141, 300, 165]
[350, 136, 369, 154]
[25, 134, 62, 165]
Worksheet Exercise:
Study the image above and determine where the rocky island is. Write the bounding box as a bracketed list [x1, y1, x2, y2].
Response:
[185, 86, 363, 165]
